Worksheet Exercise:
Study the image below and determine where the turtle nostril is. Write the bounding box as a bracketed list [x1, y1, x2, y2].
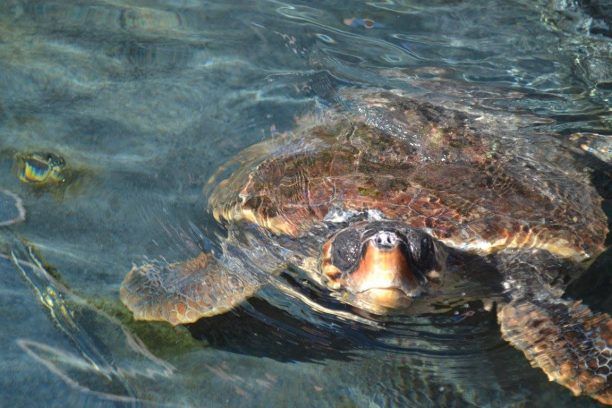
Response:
[372, 231, 399, 248]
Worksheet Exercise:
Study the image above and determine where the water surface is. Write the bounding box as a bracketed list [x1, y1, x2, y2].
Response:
[0, 0, 610, 406]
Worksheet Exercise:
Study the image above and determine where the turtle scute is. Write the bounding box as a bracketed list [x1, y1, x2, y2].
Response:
[210, 90, 606, 260]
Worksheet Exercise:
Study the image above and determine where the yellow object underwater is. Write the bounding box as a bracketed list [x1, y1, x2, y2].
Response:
[16, 152, 66, 185]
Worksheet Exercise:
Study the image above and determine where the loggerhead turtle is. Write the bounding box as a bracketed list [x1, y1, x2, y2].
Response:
[121, 90, 610, 404]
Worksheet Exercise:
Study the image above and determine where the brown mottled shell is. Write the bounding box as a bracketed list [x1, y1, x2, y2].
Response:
[209, 90, 607, 261]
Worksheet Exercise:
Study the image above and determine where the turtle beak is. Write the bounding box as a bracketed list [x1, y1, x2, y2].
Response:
[347, 231, 423, 308]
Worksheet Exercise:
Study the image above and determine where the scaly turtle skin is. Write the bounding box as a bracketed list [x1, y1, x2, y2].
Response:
[121, 90, 610, 404]
[0, 189, 26, 227]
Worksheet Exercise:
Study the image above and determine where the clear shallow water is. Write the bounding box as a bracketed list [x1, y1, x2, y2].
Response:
[0, 0, 610, 406]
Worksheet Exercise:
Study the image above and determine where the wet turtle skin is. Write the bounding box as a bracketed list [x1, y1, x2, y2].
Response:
[121, 90, 610, 404]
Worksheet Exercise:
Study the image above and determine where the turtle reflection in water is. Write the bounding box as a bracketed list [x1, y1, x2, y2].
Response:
[121, 90, 610, 404]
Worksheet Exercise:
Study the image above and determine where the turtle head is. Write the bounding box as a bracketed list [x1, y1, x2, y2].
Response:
[321, 221, 444, 311]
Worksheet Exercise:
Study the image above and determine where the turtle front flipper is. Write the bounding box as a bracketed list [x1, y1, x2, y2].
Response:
[500, 298, 611, 404]
[496, 252, 611, 405]
[120, 252, 264, 326]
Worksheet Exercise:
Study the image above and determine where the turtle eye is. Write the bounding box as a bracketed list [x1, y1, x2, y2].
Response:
[330, 227, 361, 273]
[408, 234, 435, 270]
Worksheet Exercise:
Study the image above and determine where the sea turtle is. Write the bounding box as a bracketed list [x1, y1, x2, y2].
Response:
[0, 189, 26, 227]
[120, 90, 610, 404]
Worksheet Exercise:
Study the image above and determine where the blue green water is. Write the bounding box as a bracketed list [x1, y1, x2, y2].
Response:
[0, 0, 610, 406]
